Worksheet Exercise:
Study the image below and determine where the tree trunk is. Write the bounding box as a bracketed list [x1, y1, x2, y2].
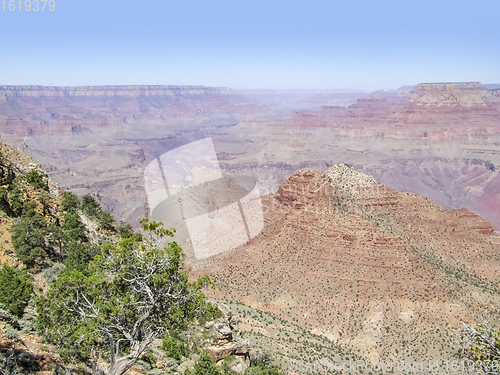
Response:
[107, 356, 136, 375]
[107, 342, 150, 375]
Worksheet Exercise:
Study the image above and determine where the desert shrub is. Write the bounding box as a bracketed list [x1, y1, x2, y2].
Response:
[197, 302, 219, 326]
[11, 211, 50, 267]
[161, 330, 189, 360]
[61, 211, 87, 243]
[60, 191, 79, 212]
[19, 295, 37, 332]
[3, 323, 20, 341]
[0, 186, 10, 214]
[117, 222, 134, 238]
[43, 263, 64, 284]
[98, 211, 115, 231]
[81, 194, 101, 218]
[0, 264, 33, 317]
[187, 352, 222, 375]
[7, 178, 25, 216]
[63, 242, 96, 274]
[245, 352, 284, 375]
[25, 169, 49, 191]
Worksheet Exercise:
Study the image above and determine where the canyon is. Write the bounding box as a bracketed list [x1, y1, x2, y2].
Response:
[1, 82, 499, 232]
[1, 82, 500, 372]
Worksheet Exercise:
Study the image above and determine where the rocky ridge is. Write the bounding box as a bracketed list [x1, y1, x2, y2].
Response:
[192, 164, 500, 369]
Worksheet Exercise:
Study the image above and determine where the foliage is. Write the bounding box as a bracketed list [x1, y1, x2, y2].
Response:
[188, 352, 222, 375]
[455, 321, 500, 375]
[11, 208, 50, 267]
[7, 177, 25, 216]
[61, 191, 80, 212]
[61, 211, 87, 243]
[0, 264, 34, 317]
[36, 219, 214, 375]
[63, 242, 99, 274]
[161, 330, 189, 360]
[0, 186, 10, 213]
[99, 211, 116, 231]
[117, 221, 143, 242]
[81, 194, 101, 218]
[43, 263, 64, 284]
[117, 222, 134, 239]
[25, 169, 49, 191]
[221, 361, 233, 375]
[244, 352, 284, 375]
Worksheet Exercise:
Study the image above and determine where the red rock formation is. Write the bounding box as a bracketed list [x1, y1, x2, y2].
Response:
[192, 165, 500, 364]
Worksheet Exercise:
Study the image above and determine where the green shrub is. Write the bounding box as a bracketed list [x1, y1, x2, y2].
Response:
[117, 222, 134, 238]
[7, 178, 24, 216]
[43, 264, 64, 284]
[63, 242, 93, 274]
[60, 191, 79, 212]
[61, 211, 87, 243]
[81, 195, 101, 218]
[98, 211, 115, 231]
[25, 169, 49, 191]
[0, 264, 33, 317]
[4, 323, 20, 340]
[161, 331, 188, 360]
[189, 352, 222, 375]
[11, 212, 50, 267]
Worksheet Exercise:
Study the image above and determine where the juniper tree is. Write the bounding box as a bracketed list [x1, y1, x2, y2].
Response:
[36, 219, 213, 375]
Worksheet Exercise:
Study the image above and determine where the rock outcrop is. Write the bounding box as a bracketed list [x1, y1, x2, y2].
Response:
[194, 165, 500, 366]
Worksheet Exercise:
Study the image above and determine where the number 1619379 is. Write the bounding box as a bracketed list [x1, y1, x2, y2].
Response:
[2, 0, 55, 11]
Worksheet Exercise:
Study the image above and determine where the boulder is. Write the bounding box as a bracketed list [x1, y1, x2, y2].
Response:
[229, 357, 248, 375]
[206, 341, 250, 362]
[215, 303, 232, 320]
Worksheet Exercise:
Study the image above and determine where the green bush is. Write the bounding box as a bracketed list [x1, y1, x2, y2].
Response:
[81, 195, 101, 218]
[188, 352, 222, 375]
[43, 264, 64, 284]
[61, 211, 87, 243]
[117, 222, 134, 238]
[63, 242, 95, 274]
[25, 169, 49, 191]
[161, 331, 188, 360]
[0, 186, 10, 214]
[7, 178, 25, 216]
[0, 264, 33, 317]
[60, 191, 79, 212]
[98, 211, 115, 231]
[11, 212, 50, 267]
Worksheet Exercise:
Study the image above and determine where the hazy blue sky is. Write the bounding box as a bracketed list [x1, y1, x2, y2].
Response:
[0, 0, 499, 91]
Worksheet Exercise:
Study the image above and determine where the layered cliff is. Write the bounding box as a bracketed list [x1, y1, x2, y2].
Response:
[0, 85, 263, 137]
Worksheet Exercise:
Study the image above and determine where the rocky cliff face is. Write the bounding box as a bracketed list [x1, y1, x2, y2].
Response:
[192, 165, 500, 366]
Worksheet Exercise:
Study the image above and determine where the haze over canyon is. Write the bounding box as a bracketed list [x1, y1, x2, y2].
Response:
[0, 82, 499, 232]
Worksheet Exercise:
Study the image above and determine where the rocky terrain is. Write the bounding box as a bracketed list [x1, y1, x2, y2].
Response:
[0, 142, 300, 375]
[190, 165, 500, 369]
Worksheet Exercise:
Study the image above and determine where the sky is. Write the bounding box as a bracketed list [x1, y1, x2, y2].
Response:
[0, 0, 499, 91]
